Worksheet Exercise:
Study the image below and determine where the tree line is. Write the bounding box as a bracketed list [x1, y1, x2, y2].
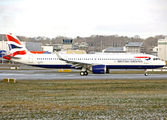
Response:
[0, 34, 166, 54]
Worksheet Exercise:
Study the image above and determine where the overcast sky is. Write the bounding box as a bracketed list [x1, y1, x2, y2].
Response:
[0, 0, 167, 38]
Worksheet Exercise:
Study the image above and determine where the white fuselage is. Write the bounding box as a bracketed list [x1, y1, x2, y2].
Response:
[12, 53, 165, 69]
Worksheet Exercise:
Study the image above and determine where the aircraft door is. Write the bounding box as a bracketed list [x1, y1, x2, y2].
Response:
[28, 55, 33, 63]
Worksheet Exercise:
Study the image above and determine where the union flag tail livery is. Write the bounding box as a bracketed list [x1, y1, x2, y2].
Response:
[3, 33, 30, 60]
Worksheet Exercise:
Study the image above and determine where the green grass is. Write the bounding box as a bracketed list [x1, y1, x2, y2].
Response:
[0, 80, 167, 119]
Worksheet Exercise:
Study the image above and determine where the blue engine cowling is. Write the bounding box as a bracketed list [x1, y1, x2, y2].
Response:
[92, 65, 106, 74]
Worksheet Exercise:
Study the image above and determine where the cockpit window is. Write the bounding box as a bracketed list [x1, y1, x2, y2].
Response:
[153, 58, 161, 60]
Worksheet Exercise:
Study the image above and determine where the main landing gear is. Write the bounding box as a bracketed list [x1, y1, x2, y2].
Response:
[80, 71, 88, 76]
[144, 69, 148, 76]
[80, 67, 89, 76]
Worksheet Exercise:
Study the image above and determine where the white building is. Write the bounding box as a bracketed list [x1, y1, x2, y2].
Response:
[151, 46, 158, 57]
[41, 44, 63, 52]
[158, 36, 167, 61]
[41, 45, 53, 52]
[126, 42, 144, 53]
[102, 47, 126, 53]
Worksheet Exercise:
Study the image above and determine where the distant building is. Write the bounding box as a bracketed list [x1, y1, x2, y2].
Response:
[59, 50, 86, 54]
[53, 44, 63, 52]
[41, 44, 63, 52]
[41, 45, 53, 52]
[102, 42, 144, 54]
[79, 42, 88, 48]
[0, 40, 10, 55]
[73, 44, 79, 50]
[102, 47, 126, 53]
[41, 39, 73, 52]
[62, 39, 73, 50]
[151, 46, 158, 57]
[0, 40, 42, 54]
[73, 42, 88, 50]
[26, 42, 42, 51]
[126, 42, 144, 53]
[158, 36, 167, 61]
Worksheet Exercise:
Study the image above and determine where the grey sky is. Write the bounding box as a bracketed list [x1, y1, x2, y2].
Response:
[0, 0, 167, 38]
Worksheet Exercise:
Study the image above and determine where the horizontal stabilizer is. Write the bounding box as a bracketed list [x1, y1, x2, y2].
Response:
[3, 55, 20, 60]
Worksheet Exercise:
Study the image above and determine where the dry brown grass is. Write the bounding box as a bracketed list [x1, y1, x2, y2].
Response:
[0, 79, 167, 119]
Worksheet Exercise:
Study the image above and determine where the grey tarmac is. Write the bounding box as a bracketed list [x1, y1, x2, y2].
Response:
[0, 69, 167, 80]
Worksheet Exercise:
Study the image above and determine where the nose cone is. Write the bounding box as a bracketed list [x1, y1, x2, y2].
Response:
[161, 61, 166, 67]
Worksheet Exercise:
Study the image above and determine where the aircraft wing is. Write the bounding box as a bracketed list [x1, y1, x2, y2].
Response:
[55, 52, 102, 68]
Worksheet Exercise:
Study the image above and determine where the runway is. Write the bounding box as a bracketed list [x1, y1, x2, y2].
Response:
[0, 69, 167, 80]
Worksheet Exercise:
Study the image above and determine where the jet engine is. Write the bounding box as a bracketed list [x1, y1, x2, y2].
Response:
[92, 65, 106, 74]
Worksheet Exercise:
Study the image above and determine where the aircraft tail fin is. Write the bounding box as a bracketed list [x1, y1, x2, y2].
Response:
[3, 33, 31, 60]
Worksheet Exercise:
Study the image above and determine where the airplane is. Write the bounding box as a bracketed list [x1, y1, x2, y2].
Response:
[3, 33, 166, 76]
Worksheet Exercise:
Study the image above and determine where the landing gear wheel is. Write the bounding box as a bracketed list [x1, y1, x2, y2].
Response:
[80, 71, 85, 76]
[80, 71, 88, 76]
[84, 71, 88, 76]
[145, 73, 148, 76]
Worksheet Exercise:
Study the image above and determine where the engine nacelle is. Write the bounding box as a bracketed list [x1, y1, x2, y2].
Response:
[92, 65, 106, 74]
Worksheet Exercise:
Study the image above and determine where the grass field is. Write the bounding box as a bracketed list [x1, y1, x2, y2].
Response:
[0, 79, 167, 119]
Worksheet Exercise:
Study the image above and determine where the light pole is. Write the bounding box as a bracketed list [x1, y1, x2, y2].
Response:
[85, 38, 86, 51]
[101, 40, 102, 52]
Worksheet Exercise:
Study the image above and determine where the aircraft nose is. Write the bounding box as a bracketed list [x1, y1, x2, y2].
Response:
[161, 61, 166, 66]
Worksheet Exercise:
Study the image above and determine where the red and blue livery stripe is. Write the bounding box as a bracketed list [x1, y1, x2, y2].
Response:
[135, 56, 151, 60]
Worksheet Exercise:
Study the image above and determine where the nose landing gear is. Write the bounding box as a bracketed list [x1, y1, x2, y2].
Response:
[144, 69, 148, 76]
